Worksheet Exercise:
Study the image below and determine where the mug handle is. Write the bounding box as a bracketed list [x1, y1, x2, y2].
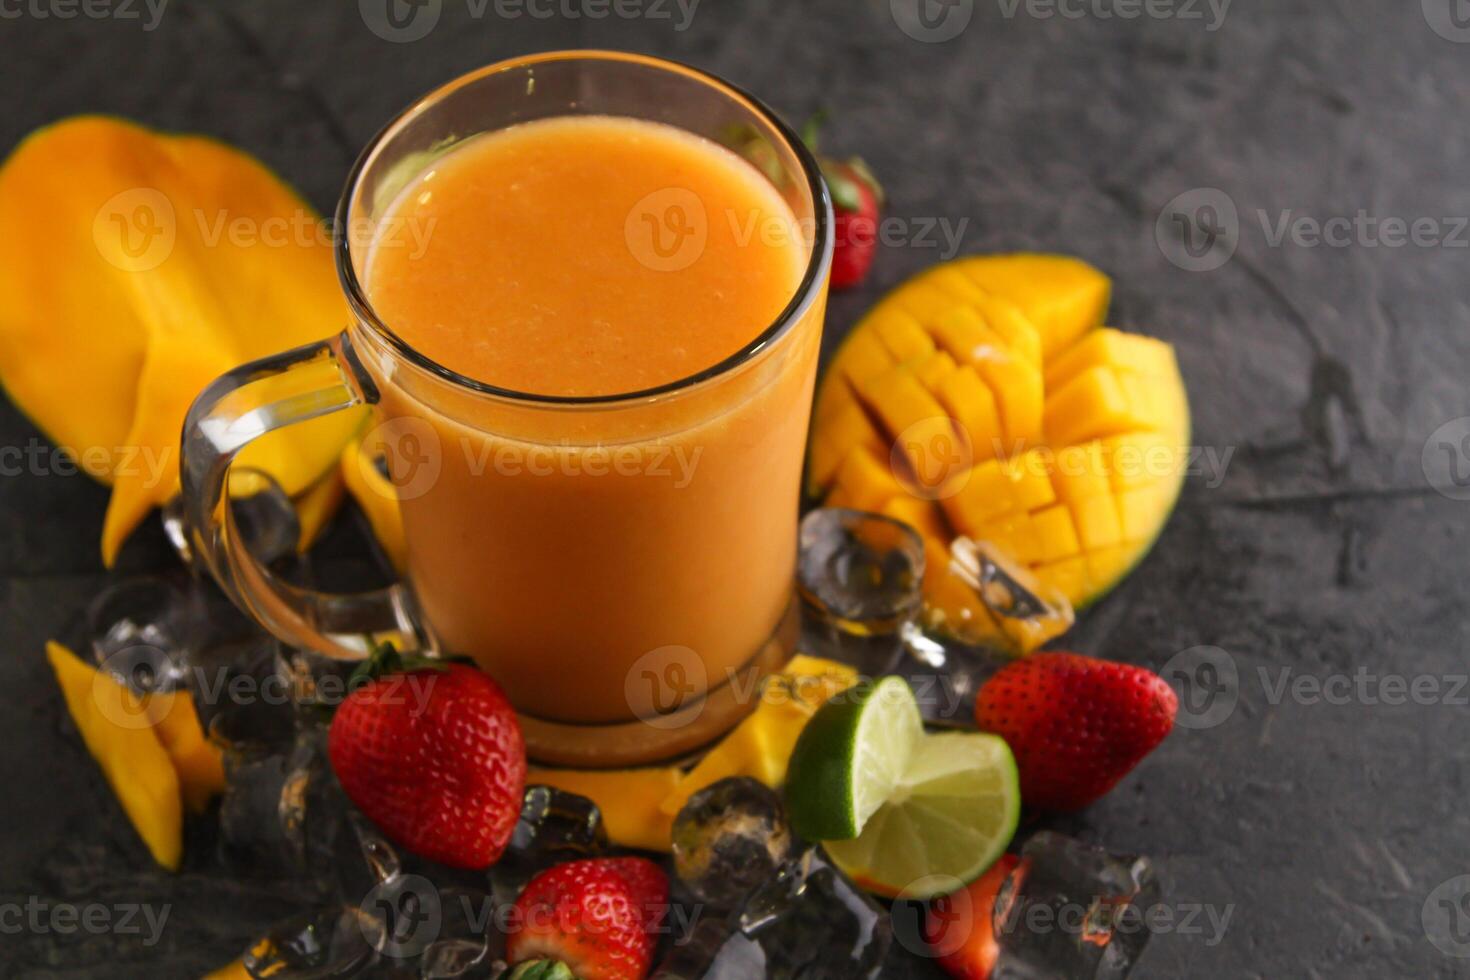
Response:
[180, 332, 424, 660]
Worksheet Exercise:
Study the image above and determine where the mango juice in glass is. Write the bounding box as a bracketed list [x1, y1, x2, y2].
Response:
[180, 53, 832, 766]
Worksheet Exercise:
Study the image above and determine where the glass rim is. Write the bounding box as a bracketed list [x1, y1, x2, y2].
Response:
[334, 49, 833, 408]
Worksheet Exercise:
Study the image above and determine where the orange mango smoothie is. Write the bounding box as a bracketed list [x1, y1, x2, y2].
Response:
[364, 115, 822, 728]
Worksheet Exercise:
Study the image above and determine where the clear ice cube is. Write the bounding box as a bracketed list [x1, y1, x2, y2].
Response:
[84, 575, 201, 692]
[798, 508, 925, 634]
[948, 537, 1074, 654]
[992, 832, 1160, 980]
[488, 786, 608, 907]
[240, 903, 379, 978]
[218, 728, 343, 882]
[671, 777, 793, 911]
[740, 846, 892, 979]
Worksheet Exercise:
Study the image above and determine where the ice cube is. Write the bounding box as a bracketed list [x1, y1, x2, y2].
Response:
[488, 786, 608, 907]
[797, 508, 925, 674]
[671, 777, 793, 911]
[798, 508, 925, 633]
[218, 728, 343, 883]
[416, 886, 502, 979]
[992, 832, 1160, 979]
[650, 913, 766, 979]
[84, 575, 201, 693]
[740, 846, 892, 979]
[948, 537, 1074, 654]
[240, 903, 379, 978]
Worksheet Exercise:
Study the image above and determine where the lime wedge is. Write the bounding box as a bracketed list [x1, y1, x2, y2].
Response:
[785, 676, 925, 841]
[822, 731, 1020, 898]
[785, 677, 1021, 898]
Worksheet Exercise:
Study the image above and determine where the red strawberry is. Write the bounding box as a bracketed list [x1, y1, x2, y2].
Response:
[926, 854, 1021, 980]
[804, 113, 884, 289]
[506, 857, 669, 980]
[328, 652, 525, 869]
[975, 653, 1176, 811]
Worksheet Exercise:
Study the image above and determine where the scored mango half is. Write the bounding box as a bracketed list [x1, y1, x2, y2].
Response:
[0, 116, 363, 564]
[809, 254, 1189, 644]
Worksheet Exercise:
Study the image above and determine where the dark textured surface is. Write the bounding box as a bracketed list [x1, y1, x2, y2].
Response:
[3, 1, 1470, 977]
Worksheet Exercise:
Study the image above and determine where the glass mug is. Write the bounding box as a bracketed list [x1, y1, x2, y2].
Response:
[180, 51, 832, 767]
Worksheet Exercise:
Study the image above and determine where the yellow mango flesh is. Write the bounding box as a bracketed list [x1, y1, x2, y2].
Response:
[525, 766, 684, 852]
[0, 117, 363, 564]
[46, 641, 182, 870]
[659, 655, 859, 817]
[144, 687, 226, 815]
[809, 254, 1188, 627]
[340, 429, 409, 572]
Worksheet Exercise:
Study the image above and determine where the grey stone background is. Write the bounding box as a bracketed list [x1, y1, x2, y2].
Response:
[2, 1, 1469, 976]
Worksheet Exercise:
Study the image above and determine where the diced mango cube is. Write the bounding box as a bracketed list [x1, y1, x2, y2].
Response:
[1116, 482, 1174, 542]
[881, 493, 949, 542]
[978, 511, 1041, 564]
[912, 351, 959, 392]
[855, 364, 955, 478]
[957, 253, 1111, 358]
[941, 459, 1015, 535]
[1035, 555, 1092, 607]
[807, 395, 885, 493]
[1071, 493, 1123, 551]
[1086, 544, 1135, 588]
[937, 366, 1004, 464]
[869, 308, 937, 363]
[832, 445, 904, 513]
[929, 305, 1010, 368]
[1044, 365, 1141, 447]
[834, 328, 895, 387]
[1044, 328, 1177, 390]
[973, 292, 1043, 368]
[1031, 504, 1082, 563]
[1051, 442, 1112, 502]
[999, 449, 1057, 513]
[977, 357, 1045, 446]
[1103, 430, 1181, 491]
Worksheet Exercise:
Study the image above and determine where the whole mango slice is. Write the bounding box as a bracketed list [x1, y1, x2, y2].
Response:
[0, 116, 363, 564]
[808, 255, 1189, 643]
[46, 641, 183, 870]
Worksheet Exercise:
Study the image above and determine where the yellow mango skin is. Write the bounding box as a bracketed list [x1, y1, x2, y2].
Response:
[526, 766, 684, 852]
[659, 655, 858, 817]
[809, 254, 1188, 628]
[46, 642, 182, 871]
[0, 117, 361, 565]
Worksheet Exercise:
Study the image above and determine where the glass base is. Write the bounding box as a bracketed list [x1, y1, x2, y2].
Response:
[518, 596, 801, 769]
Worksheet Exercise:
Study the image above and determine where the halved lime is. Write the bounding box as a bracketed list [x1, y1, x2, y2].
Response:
[785, 678, 1021, 898]
[785, 676, 925, 841]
